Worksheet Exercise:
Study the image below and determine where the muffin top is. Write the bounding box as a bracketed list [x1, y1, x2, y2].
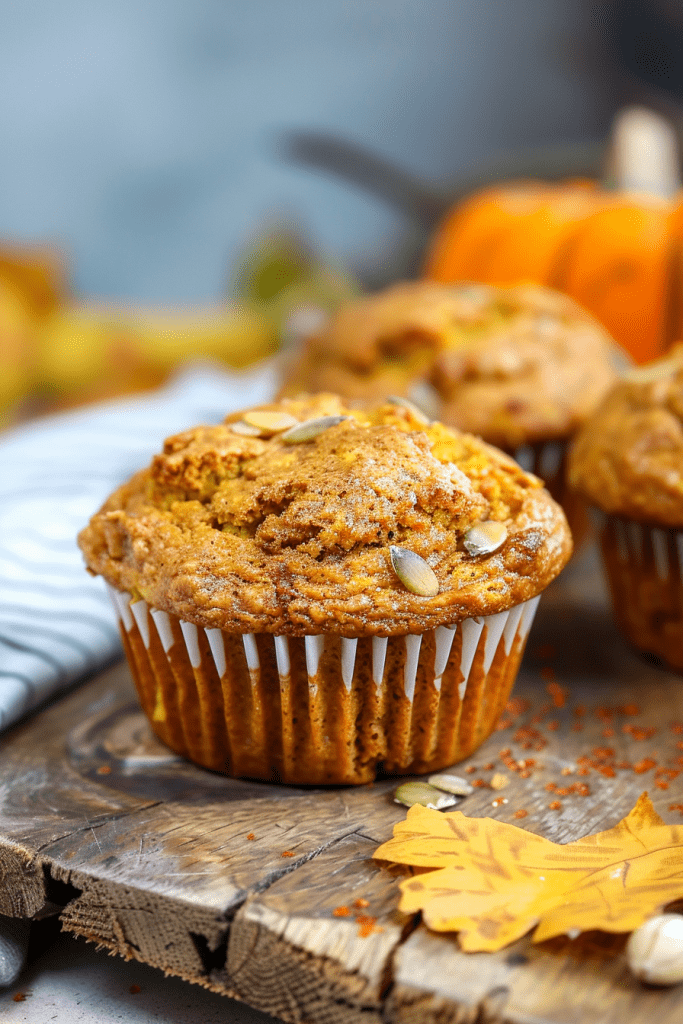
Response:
[280, 281, 622, 449]
[569, 347, 683, 527]
[79, 394, 572, 636]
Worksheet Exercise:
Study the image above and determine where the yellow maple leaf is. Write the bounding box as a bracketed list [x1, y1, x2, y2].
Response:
[374, 793, 683, 952]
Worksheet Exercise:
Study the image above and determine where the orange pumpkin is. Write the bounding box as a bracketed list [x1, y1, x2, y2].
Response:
[423, 108, 683, 364]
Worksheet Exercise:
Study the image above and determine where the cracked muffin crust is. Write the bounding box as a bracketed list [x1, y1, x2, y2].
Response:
[79, 394, 572, 636]
[569, 346, 683, 526]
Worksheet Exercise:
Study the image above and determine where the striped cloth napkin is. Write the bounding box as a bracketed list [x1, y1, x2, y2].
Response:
[0, 360, 277, 733]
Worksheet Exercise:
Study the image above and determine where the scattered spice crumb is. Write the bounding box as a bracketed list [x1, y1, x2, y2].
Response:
[571, 723, 584, 732]
[12, 993, 26, 1003]
[548, 801, 562, 811]
[472, 778, 490, 788]
[633, 757, 657, 774]
[602, 728, 615, 738]
[490, 773, 509, 790]
[491, 797, 509, 807]
[574, 706, 586, 717]
[281, 850, 295, 858]
[465, 765, 477, 774]
[655, 780, 670, 790]
[333, 906, 351, 917]
[621, 704, 640, 716]
[356, 914, 382, 938]
[546, 681, 568, 707]
[246, 833, 256, 841]
[353, 898, 369, 909]
[622, 724, 657, 741]
[547, 720, 560, 731]
[671, 723, 683, 734]
[96, 765, 111, 775]
[513, 809, 528, 819]
[129, 985, 141, 995]
[561, 766, 573, 776]
[669, 804, 683, 815]
[483, 762, 495, 771]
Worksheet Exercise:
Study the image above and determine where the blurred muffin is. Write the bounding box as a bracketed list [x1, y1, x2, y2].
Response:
[280, 280, 623, 532]
[569, 347, 683, 671]
[79, 394, 572, 785]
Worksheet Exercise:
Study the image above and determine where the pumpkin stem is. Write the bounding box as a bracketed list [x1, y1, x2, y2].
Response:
[607, 106, 680, 198]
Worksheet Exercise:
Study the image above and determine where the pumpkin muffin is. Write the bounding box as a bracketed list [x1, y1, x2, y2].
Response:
[79, 394, 572, 785]
[569, 347, 683, 671]
[280, 280, 623, 535]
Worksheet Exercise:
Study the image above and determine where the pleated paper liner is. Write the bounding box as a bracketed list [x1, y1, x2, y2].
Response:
[591, 509, 683, 674]
[512, 438, 588, 546]
[108, 587, 540, 785]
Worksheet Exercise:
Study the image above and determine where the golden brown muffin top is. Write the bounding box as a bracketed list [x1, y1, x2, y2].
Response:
[568, 347, 683, 527]
[280, 281, 622, 449]
[79, 394, 572, 636]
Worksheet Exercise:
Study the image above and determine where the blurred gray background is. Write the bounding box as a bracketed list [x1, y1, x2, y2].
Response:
[0, 1, 669, 302]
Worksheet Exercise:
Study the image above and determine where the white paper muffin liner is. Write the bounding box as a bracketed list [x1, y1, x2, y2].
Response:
[590, 508, 683, 672]
[107, 586, 540, 784]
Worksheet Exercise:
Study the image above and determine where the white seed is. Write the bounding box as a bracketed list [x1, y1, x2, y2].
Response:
[230, 420, 263, 437]
[390, 546, 439, 597]
[624, 356, 679, 385]
[464, 521, 508, 557]
[394, 781, 459, 810]
[627, 914, 683, 986]
[281, 415, 348, 443]
[242, 410, 299, 434]
[386, 394, 431, 425]
[407, 380, 441, 422]
[428, 773, 473, 796]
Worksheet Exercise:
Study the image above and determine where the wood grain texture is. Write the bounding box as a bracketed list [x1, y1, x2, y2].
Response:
[1, 546, 683, 1022]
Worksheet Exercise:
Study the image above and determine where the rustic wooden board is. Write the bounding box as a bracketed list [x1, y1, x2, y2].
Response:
[2, 545, 683, 1023]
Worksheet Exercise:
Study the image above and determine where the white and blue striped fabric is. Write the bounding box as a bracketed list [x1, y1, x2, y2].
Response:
[0, 360, 277, 733]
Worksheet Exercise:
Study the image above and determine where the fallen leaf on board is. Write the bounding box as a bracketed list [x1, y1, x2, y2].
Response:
[373, 793, 683, 951]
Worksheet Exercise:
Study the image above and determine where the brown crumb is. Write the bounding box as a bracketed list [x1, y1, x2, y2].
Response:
[281, 850, 295, 858]
[353, 898, 370, 909]
[129, 984, 141, 995]
[482, 762, 496, 771]
[12, 993, 26, 1003]
[669, 803, 683, 815]
[465, 765, 477, 774]
[546, 681, 568, 707]
[633, 757, 657, 774]
[513, 809, 528, 819]
[561, 766, 573, 776]
[655, 780, 670, 790]
[574, 705, 586, 717]
[356, 914, 381, 938]
[602, 728, 615, 738]
[547, 720, 560, 731]
[96, 765, 111, 775]
[548, 801, 562, 811]
[333, 906, 351, 917]
[246, 832, 256, 840]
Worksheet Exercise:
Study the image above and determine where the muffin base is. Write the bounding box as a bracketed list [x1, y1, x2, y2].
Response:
[592, 510, 683, 673]
[108, 588, 539, 785]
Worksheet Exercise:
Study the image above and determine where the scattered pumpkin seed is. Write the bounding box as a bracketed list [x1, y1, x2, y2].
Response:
[386, 395, 431, 425]
[394, 781, 460, 810]
[230, 420, 263, 437]
[627, 914, 683, 986]
[242, 410, 299, 434]
[390, 546, 439, 597]
[463, 521, 507, 557]
[281, 415, 348, 443]
[427, 773, 473, 796]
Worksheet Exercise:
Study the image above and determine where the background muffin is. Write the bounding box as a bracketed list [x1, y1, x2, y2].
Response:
[569, 347, 683, 672]
[280, 280, 624, 533]
[79, 394, 572, 785]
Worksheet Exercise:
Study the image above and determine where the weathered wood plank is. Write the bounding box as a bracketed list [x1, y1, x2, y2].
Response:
[0, 546, 682, 1022]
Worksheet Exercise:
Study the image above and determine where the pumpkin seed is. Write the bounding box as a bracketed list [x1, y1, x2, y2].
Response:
[242, 410, 299, 434]
[428, 773, 473, 796]
[394, 781, 459, 810]
[386, 395, 430, 425]
[281, 415, 348, 443]
[463, 521, 507, 557]
[390, 546, 439, 597]
[230, 420, 263, 437]
[624, 356, 679, 385]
